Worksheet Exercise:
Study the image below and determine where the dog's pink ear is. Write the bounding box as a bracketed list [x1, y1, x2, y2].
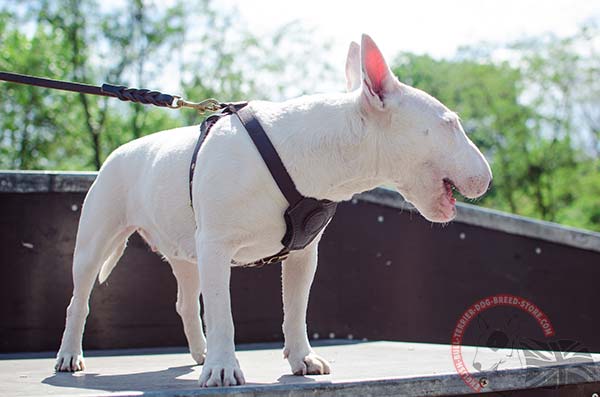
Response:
[361, 34, 396, 110]
[345, 41, 361, 92]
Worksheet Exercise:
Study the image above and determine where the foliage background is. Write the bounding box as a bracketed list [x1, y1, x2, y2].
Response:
[0, 1, 598, 231]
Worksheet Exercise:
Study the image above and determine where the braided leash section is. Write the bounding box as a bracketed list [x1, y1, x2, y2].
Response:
[101, 83, 175, 107]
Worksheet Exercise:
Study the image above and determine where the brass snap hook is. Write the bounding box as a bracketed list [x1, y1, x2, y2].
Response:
[168, 97, 222, 114]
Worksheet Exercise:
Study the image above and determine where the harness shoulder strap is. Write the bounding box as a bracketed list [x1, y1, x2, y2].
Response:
[235, 106, 303, 206]
[189, 102, 248, 207]
[188, 102, 337, 267]
[235, 106, 337, 252]
[189, 115, 219, 205]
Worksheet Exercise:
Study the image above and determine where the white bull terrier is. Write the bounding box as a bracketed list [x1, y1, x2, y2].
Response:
[55, 34, 492, 387]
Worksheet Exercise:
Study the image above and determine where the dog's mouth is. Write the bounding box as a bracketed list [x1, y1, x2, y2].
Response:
[443, 178, 457, 206]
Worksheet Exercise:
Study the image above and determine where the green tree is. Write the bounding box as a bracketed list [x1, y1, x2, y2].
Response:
[0, 9, 83, 169]
[0, 0, 184, 169]
[0, 0, 333, 170]
[31, 0, 185, 169]
[511, 24, 600, 227]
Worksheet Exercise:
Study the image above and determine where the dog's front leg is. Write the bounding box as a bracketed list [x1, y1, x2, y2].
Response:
[282, 238, 331, 376]
[196, 239, 245, 387]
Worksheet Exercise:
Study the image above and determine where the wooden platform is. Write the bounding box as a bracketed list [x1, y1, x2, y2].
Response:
[2, 340, 600, 396]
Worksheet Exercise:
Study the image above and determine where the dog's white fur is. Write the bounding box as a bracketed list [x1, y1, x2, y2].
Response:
[55, 35, 492, 387]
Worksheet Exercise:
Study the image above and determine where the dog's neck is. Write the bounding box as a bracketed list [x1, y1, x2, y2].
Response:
[254, 91, 391, 202]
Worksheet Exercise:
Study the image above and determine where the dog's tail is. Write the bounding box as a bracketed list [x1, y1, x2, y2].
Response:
[71, 147, 135, 286]
[98, 236, 129, 284]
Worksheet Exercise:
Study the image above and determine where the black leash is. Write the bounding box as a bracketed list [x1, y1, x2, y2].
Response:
[0, 71, 223, 113]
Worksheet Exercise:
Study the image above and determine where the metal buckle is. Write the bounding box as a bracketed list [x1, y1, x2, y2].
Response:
[241, 253, 289, 268]
[168, 97, 222, 114]
[267, 254, 289, 264]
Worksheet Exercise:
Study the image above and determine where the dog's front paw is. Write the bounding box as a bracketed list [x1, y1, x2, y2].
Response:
[55, 351, 85, 372]
[284, 348, 331, 376]
[199, 357, 245, 387]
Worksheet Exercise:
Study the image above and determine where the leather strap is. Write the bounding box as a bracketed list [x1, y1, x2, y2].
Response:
[189, 115, 219, 205]
[189, 102, 248, 207]
[235, 106, 303, 206]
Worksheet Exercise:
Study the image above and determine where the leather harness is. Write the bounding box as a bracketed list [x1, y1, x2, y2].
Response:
[189, 103, 338, 267]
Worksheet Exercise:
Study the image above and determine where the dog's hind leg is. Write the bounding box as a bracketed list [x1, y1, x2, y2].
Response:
[55, 176, 133, 372]
[169, 258, 206, 365]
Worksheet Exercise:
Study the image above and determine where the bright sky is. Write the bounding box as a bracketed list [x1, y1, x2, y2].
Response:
[225, 0, 599, 73]
[97, 0, 598, 95]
